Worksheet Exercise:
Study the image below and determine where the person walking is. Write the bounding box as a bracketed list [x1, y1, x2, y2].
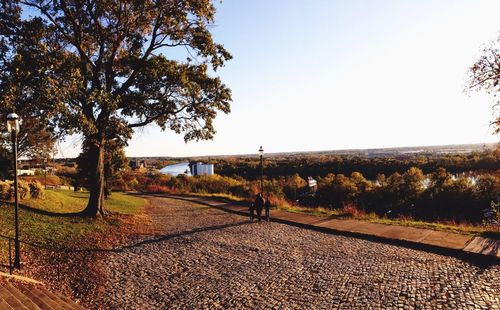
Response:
[264, 198, 271, 222]
[254, 193, 264, 222]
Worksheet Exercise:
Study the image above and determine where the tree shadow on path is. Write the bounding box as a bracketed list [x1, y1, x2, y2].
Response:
[52, 220, 251, 254]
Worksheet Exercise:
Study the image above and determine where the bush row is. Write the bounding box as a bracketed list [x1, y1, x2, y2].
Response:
[20, 175, 63, 187]
[115, 173, 258, 199]
[0, 180, 45, 200]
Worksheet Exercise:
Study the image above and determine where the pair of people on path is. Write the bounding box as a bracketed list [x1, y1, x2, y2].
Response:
[250, 193, 270, 222]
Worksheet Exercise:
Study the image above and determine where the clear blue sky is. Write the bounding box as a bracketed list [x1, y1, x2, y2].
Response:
[58, 0, 500, 158]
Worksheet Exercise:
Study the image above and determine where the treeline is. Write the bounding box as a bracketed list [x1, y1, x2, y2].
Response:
[112, 166, 499, 224]
[210, 149, 500, 180]
[313, 167, 498, 223]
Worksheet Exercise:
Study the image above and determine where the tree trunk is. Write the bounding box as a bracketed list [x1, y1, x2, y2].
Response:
[81, 137, 106, 217]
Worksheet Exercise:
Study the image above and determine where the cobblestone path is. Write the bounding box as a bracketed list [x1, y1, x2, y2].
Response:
[94, 196, 500, 309]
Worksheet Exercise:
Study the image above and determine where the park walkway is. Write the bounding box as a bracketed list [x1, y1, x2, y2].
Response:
[164, 195, 500, 259]
[94, 194, 499, 309]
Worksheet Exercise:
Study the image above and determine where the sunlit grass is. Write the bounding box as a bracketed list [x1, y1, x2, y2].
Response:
[0, 190, 147, 249]
[22, 190, 88, 213]
[105, 192, 147, 214]
[22, 189, 146, 215]
[369, 218, 500, 237]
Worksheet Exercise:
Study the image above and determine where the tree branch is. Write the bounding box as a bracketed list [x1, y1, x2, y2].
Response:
[116, 13, 163, 96]
[21, 0, 96, 71]
[127, 103, 190, 128]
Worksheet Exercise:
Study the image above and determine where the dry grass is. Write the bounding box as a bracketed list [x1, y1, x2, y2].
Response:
[369, 218, 500, 237]
[277, 203, 500, 237]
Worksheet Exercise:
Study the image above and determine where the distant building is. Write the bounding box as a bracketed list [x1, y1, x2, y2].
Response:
[307, 177, 317, 192]
[18, 169, 35, 176]
[190, 162, 214, 176]
[130, 159, 147, 170]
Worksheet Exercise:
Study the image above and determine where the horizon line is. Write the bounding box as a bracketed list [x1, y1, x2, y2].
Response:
[52, 141, 498, 160]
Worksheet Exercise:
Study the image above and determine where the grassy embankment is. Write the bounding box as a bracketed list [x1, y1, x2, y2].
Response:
[0, 189, 146, 250]
[275, 203, 500, 238]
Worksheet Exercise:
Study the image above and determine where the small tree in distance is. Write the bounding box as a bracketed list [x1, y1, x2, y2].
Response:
[0, 0, 232, 216]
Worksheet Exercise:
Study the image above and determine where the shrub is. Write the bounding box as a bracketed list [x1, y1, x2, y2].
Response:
[111, 177, 129, 191]
[475, 174, 500, 203]
[0, 181, 12, 200]
[264, 179, 285, 198]
[17, 180, 30, 200]
[266, 194, 290, 209]
[21, 175, 62, 186]
[55, 165, 77, 176]
[342, 203, 366, 218]
[144, 184, 172, 193]
[151, 173, 173, 185]
[192, 175, 240, 194]
[229, 184, 253, 199]
[29, 181, 45, 199]
[129, 178, 139, 190]
[172, 175, 194, 193]
[134, 174, 150, 187]
[283, 174, 307, 200]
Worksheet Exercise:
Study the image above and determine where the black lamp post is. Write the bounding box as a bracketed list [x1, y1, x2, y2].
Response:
[6, 112, 21, 269]
[44, 157, 48, 190]
[259, 146, 264, 194]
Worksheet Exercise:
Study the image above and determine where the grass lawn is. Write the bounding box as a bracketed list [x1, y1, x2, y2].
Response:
[0, 190, 147, 250]
[24, 189, 146, 215]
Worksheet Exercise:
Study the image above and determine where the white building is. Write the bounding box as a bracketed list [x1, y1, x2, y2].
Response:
[192, 162, 214, 176]
[18, 169, 35, 176]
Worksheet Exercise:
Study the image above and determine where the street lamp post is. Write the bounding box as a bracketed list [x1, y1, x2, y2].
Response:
[44, 157, 48, 190]
[6, 112, 21, 269]
[259, 146, 264, 194]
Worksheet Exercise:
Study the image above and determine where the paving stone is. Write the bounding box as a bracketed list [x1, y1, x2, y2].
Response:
[90, 196, 500, 309]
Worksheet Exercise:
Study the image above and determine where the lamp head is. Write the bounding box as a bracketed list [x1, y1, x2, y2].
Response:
[6, 112, 20, 133]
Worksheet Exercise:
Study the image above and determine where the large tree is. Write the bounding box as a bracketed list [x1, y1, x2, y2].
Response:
[75, 137, 128, 198]
[0, 0, 232, 216]
[467, 35, 500, 134]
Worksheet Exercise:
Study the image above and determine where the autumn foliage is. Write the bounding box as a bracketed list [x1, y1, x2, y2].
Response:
[114, 164, 499, 225]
